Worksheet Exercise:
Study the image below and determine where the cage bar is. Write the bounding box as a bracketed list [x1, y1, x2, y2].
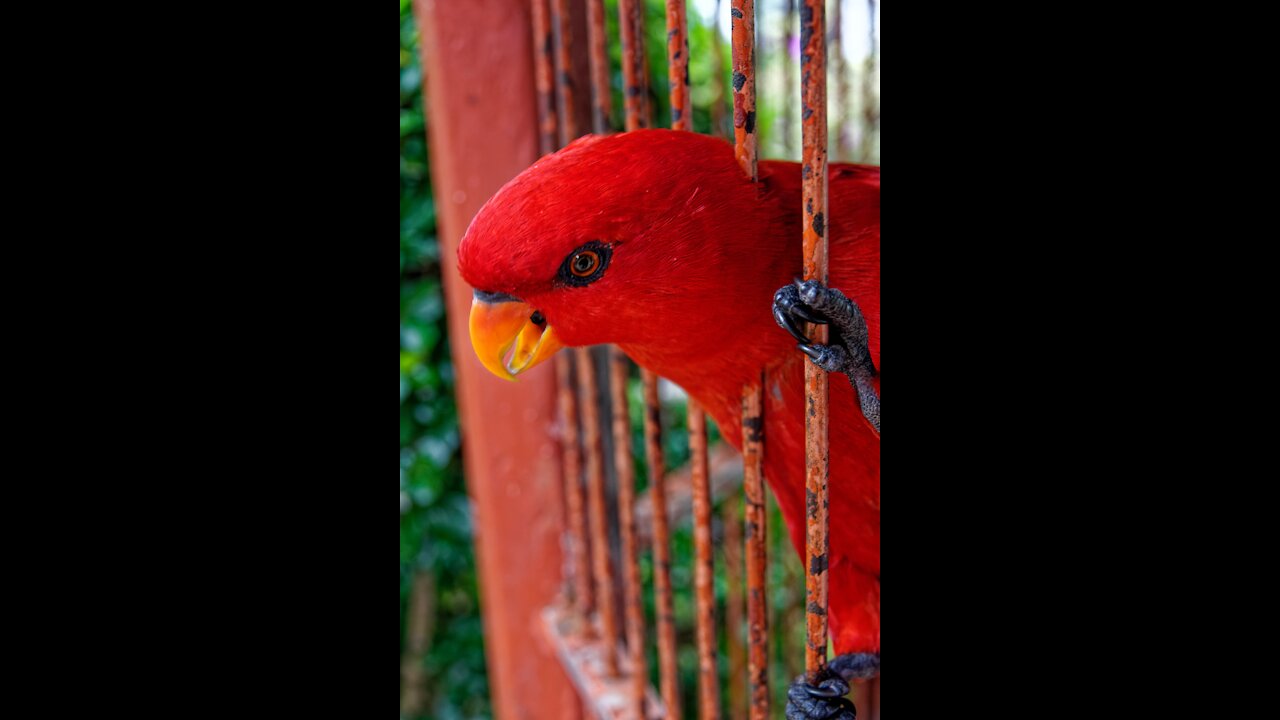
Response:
[723, 495, 746, 720]
[532, 0, 560, 156]
[579, 347, 621, 675]
[586, 0, 612, 134]
[551, 0, 580, 145]
[689, 401, 721, 720]
[618, 0, 649, 132]
[800, 0, 831, 683]
[557, 355, 595, 619]
[742, 382, 769, 720]
[731, 0, 758, 181]
[641, 370, 681, 720]
[667, 0, 691, 131]
[611, 352, 648, 718]
[731, 2, 770, 718]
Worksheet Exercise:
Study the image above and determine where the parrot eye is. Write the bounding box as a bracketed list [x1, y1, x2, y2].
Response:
[559, 241, 612, 287]
[572, 252, 599, 276]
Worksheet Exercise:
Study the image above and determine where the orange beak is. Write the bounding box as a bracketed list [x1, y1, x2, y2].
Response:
[468, 293, 564, 381]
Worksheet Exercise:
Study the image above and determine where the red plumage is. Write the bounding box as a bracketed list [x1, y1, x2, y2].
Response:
[460, 129, 880, 655]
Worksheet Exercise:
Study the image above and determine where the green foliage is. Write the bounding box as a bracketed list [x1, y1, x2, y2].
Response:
[400, 4, 490, 719]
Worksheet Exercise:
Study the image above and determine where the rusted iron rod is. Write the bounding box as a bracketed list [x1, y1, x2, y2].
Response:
[690, 400, 721, 720]
[586, 0, 612, 135]
[642, 370, 681, 720]
[618, 0, 650, 132]
[800, 0, 831, 684]
[557, 354, 595, 618]
[723, 495, 746, 720]
[666, 0, 690, 131]
[733, 2, 769, 717]
[731, 0, 758, 181]
[742, 380, 769, 720]
[579, 347, 620, 675]
[532, 0, 560, 155]
[781, 0, 796, 157]
[551, 0, 579, 146]
[610, 351, 647, 719]
[832, 0, 852, 162]
[710, 0, 728, 139]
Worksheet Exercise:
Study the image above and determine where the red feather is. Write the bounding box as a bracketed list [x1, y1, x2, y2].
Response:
[460, 129, 880, 654]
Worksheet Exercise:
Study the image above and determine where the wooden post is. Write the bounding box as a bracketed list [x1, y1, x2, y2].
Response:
[414, 1, 581, 717]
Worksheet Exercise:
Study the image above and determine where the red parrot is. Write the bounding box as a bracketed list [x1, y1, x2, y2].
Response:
[460, 129, 879, 717]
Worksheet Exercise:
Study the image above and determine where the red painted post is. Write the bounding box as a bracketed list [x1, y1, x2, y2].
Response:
[413, 1, 581, 717]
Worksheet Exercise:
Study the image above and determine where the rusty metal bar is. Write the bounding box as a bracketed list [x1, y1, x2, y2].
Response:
[800, 0, 831, 684]
[666, 0, 690, 131]
[552, 0, 579, 146]
[579, 347, 620, 675]
[860, 0, 880, 164]
[732, 2, 769, 717]
[558, 355, 595, 618]
[610, 351, 647, 719]
[731, 0, 758, 181]
[742, 382, 769, 720]
[642, 370, 681, 720]
[618, 0, 649, 132]
[710, 0, 728, 138]
[781, 0, 796, 157]
[586, 0, 612, 135]
[723, 495, 746, 720]
[832, 0, 852, 162]
[532, 0, 560, 155]
[689, 401, 721, 720]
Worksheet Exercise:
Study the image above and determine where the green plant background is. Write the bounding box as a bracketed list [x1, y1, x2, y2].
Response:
[400, 1, 878, 718]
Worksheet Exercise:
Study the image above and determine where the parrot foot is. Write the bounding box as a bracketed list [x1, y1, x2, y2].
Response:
[773, 280, 880, 433]
[786, 654, 880, 720]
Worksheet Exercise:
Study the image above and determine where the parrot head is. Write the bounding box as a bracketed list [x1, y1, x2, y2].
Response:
[459, 129, 792, 385]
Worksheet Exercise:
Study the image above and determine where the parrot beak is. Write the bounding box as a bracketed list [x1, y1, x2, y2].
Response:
[468, 292, 564, 381]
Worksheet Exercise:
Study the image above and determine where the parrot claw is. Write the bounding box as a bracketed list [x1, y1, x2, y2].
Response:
[786, 670, 857, 720]
[785, 654, 881, 720]
[774, 281, 881, 433]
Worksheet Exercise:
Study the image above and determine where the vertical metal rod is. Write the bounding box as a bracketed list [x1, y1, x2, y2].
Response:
[557, 355, 594, 618]
[781, 0, 796, 157]
[723, 495, 746, 720]
[618, 0, 650, 132]
[690, 401, 721, 720]
[532, 0, 560, 155]
[730, 0, 758, 181]
[800, 0, 831, 685]
[733, 2, 769, 717]
[742, 381, 769, 720]
[860, 0, 879, 164]
[542, 4, 590, 625]
[710, 0, 729, 139]
[643, 370, 681, 720]
[611, 351, 647, 719]
[579, 347, 620, 676]
[832, 0, 851, 162]
[551, 0, 579, 146]
[586, 0, 612, 135]
[667, 0, 691, 131]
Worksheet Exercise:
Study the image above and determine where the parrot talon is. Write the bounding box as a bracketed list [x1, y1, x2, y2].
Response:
[776, 305, 812, 345]
[787, 670, 856, 720]
[786, 654, 881, 720]
[774, 281, 880, 434]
